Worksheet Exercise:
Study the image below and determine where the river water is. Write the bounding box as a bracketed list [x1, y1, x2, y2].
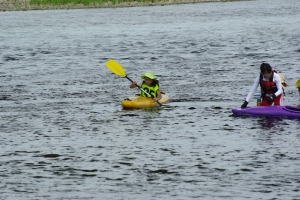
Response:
[1, 0, 300, 199]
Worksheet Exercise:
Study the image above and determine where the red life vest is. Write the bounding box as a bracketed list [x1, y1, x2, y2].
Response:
[259, 71, 278, 96]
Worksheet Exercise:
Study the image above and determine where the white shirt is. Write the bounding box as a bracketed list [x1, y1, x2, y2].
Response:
[246, 73, 283, 102]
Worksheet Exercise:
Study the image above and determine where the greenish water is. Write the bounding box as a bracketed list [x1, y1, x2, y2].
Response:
[0, 0, 247, 11]
[28, 0, 244, 6]
[30, 0, 245, 6]
[29, 0, 128, 6]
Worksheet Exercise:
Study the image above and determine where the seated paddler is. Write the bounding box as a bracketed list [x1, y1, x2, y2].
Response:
[130, 71, 162, 103]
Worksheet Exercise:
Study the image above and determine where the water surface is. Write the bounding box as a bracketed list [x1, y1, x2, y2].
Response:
[1, 0, 300, 199]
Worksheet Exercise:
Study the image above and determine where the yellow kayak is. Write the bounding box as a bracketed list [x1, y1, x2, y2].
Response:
[121, 94, 170, 109]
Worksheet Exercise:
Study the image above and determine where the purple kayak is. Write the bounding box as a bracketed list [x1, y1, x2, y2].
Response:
[232, 106, 300, 119]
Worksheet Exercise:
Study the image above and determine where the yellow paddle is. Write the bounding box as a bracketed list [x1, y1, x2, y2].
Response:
[105, 59, 162, 106]
[296, 77, 300, 89]
[296, 78, 300, 107]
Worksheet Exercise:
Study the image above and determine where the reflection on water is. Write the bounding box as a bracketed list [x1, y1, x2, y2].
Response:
[257, 118, 280, 129]
[1, 0, 300, 199]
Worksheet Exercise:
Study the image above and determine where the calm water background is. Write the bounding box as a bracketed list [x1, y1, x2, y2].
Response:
[1, 0, 300, 199]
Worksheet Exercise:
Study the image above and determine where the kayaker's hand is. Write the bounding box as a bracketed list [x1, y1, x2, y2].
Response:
[130, 81, 137, 88]
[153, 98, 159, 102]
[241, 101, 248, 109]
[266, 94, 276, 103]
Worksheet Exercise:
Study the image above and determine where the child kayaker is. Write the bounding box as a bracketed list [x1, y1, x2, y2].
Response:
[241, 63, 284, 108]
[130, 71, 162, 102]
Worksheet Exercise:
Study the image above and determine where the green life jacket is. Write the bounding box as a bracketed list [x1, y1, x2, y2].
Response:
[141, 82, 159, 98]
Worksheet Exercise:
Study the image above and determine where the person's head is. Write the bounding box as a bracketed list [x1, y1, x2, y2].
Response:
[260, 63, 272, 79]
[141, 71, 156, 86]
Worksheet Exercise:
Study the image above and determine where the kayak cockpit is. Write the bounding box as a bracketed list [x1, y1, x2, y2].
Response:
[283, 106, 300, 113]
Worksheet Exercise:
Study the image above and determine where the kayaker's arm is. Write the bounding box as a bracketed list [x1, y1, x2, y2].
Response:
[153, 90, 162, 102]
[245, 75, 260, 103]
[266, 74, 283, 103]
[273, 73, 283, 97]
[241, 75, 260, 108]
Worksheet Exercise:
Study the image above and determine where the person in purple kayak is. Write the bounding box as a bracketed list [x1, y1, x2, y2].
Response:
[241, 63, 284, 108]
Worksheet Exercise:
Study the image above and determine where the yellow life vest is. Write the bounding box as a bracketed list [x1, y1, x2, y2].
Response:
[140, 82, 159, 98]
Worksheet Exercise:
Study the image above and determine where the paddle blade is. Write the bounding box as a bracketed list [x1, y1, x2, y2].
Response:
[105, 59, 126, 77]
[296, 77, 300, 88]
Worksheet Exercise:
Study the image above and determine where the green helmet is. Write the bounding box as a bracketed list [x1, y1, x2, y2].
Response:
[141, 71, 156, 80]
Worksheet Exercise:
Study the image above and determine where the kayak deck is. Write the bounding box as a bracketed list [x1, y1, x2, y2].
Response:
[121, 94, 170, 109]
[232, 106, 300, 119]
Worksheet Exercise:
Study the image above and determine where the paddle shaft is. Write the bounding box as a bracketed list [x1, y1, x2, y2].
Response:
[125, 76, 163, 106]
